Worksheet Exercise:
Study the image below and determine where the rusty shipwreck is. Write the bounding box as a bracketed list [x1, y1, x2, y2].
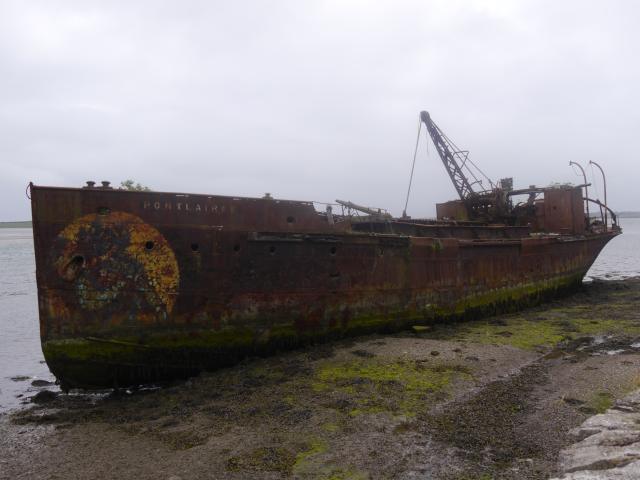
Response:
[30, 111, 620, 389]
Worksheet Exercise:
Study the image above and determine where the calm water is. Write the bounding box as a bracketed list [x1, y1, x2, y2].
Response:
[0, 228, 57, 412]
[1, 220, 639, 412]
[585, 218, 640, 280]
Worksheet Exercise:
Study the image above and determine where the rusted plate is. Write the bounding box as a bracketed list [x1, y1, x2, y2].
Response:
[30, 184, 619, 389]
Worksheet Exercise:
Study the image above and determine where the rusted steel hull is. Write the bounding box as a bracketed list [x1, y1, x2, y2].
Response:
[30, 186, 618, 389]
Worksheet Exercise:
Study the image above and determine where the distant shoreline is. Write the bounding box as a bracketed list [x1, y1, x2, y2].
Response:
[618, 212, 640, 219]
[0, 212, 638, 227]
[0, 221, 32, 228]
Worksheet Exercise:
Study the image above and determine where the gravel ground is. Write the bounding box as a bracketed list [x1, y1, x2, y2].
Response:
[2, 278, 640, 480]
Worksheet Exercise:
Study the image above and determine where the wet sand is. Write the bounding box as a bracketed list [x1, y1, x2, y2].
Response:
[2, 278, 640, 480]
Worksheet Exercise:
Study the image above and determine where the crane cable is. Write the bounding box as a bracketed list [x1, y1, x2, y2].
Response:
[402, 115, 423, 217]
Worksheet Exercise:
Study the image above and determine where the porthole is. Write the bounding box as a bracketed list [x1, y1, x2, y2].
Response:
[62, 254, 85, 281]
[286, 216, 295, 224]
[330, 246, 337, 256]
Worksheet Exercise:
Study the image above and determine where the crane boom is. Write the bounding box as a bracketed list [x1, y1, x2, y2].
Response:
[419, 111, 511, 222]
[419, 111, 490, 201]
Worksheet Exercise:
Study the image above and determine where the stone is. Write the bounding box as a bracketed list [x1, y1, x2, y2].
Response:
[551, 389, 640, 479]
[31, 379, 54, 387]
[31, 390, 58, 403]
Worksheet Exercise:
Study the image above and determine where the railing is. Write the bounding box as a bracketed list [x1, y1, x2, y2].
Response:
[584, 197, 618, 231]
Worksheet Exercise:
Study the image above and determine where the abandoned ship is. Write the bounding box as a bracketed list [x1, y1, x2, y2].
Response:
[29, 111, 620, 389]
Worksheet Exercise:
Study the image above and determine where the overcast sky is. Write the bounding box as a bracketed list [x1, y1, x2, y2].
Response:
[1, 0, 638, 221]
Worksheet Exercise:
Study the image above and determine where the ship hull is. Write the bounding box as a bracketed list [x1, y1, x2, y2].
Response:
[30, 186, 617, 389]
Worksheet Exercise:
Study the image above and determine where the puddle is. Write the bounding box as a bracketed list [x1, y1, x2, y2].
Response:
[576, 335, 610, 351]
[565, 335, 640, 358]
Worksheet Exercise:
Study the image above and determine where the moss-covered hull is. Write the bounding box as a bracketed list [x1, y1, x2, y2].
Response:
[30, 185, 618, 389]
[43, 271, 591, 390]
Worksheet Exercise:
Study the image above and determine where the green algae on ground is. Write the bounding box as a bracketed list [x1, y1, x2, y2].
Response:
[226, 446, 297, 474]
[292, 439, 329, 473]
[314, 359, 471, 416]
[450, 311, 640, 351]
[586, 391, 614, 414]
[426, 362, 549, 472]
[569, 317, 640, 336]
[155, 429, 210, 451]
[412, 325, 431, 333]
[320, 468, 369, 480]
[458, 316, 567, 350]
[321, 422, 340, 432]
[226, 439, 333, 476]
[14, 279, 640, 480]
[299, 462, 370, 480]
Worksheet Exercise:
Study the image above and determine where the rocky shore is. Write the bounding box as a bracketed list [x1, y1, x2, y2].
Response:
[552, 389, 640, 479]
[2, 278, 640, 480]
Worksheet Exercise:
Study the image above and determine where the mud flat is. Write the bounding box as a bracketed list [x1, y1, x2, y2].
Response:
[3, 278, 640, 480]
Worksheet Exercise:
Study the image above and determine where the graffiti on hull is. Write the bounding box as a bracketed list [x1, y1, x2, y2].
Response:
[46, 211, 179, 332]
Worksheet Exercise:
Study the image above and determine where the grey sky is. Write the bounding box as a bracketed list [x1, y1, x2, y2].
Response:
[1, 0, 638, 221]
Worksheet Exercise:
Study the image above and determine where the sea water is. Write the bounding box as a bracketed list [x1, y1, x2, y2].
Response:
[585, 218, 640, 280]
[0, 228, 56, 412]
[1, 220, 639, 412]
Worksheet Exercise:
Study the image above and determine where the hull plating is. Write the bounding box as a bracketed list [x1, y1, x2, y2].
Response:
[30, 186, 617, 389]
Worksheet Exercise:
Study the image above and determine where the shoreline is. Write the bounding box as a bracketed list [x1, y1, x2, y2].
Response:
[3, 278, 640, 479]
[0, 221, 31, 228]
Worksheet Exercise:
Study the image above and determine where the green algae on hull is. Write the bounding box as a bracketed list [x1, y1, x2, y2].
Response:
[42, 271, 586, 389]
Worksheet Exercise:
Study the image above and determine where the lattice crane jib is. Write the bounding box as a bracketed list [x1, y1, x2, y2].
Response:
[419, 111, 496, 201]
[419, 111, 475, 201]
